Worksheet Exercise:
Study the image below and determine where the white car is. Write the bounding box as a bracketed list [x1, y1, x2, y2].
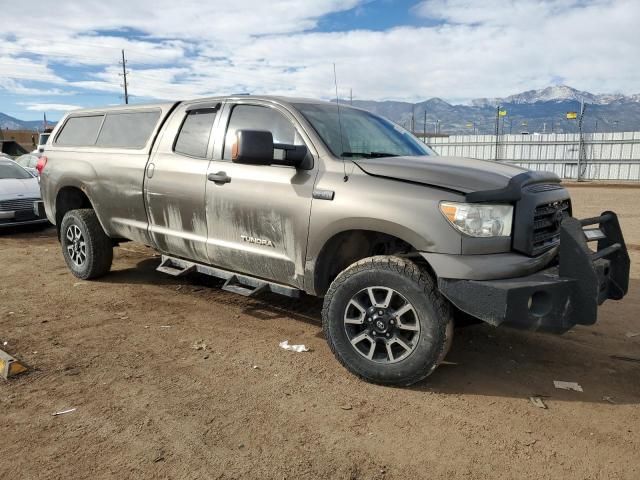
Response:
[0, 158, 48, 227]
[14, 154, 41, 177]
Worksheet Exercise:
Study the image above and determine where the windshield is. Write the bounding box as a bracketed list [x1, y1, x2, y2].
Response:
[0, 161, 32, 180]
[294, 103, 435, 159]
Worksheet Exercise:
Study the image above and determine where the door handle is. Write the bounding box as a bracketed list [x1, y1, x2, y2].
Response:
[147, 162, 155, 179]
[208, 171, 231, 184]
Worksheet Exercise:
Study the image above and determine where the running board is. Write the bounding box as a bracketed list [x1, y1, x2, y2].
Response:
[222, 276, 268, 297]
[156, 255, 300, 298]
[157, 257, 196, 277]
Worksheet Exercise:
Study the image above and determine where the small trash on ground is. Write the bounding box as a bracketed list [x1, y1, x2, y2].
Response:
[529, 396, 548, 409]
[279, 340, 310, 352]
[610, 354, 640, 364]
[440, 360, 459, 366]
[2, 341, 7, 346]
[252, 365, 259, 369]
[52, 408, 76, 416]
[340, 405, 353, 410]
[625, 332, 640, 338]
[553, 380, 583, 392]
[191, 340, 207, 351]
[159, 325, 171, 329]
[602, 396, 617, 404]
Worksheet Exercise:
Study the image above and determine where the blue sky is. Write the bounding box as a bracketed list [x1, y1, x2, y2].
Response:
[0, 0, 638, 122]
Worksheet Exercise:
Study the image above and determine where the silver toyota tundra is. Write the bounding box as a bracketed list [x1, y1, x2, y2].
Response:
[39, 96, 630, 386]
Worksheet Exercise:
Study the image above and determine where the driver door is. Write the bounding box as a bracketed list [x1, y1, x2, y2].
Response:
[205, 102, 317, 288]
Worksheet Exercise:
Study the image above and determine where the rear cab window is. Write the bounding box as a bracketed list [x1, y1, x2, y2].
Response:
[54, 110, 161, 149]
[55, 115, 104, 146]
[96, 111, 160, 148]
[173, 107, 220, 158]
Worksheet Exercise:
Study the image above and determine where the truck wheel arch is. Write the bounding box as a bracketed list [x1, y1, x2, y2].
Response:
[309, 228, 429, 296]
[54, 187, 105, 239]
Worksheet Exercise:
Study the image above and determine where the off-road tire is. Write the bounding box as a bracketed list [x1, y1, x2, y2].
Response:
[322, 255, 453, 386]
[60, 209, 113, 280]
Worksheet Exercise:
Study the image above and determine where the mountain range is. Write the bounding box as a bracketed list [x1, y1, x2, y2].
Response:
[350, 86, 640, 134]
[2, 85, 640, 134]
[0, 112, 51, 131]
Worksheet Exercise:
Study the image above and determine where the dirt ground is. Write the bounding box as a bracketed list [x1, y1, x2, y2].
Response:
[1, 186, 639, 480]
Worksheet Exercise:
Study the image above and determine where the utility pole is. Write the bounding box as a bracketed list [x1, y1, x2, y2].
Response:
[577, 99, 587, 181]
[411, 105, 415, 134]
[423, 110, 427, 142]
[494, 105, 500, 161]
[120, 49, 129, 105]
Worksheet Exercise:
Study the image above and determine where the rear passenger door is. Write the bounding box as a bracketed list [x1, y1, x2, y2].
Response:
[205, 102, 317, 288]
[144, 102, 220, 263]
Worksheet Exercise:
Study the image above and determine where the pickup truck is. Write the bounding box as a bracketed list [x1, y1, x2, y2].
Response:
[39, 96, 630, 386]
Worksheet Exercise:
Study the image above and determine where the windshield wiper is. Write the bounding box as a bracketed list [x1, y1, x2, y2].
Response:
[341, 151, 399, 158]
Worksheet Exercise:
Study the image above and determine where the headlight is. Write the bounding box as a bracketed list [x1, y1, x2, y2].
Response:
[439, 202, 513, 237]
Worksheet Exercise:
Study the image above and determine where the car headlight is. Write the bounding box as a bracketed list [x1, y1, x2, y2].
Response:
[439, 202, 513, 237]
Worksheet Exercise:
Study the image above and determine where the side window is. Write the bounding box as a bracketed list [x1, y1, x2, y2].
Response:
[96, 111, 160, 149]
[55, 115, 104, 146]
[174, 108, 219, 158]
[223, 105, 303, 161]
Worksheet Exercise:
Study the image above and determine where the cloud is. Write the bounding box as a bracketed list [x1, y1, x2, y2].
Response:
[0, 0, 638, 116]
[0, 79, 71, 96]
[0, 56, 64, 84]
[21, 103, 83, 111]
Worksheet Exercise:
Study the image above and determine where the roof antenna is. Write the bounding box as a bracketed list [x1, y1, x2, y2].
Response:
[333, 63, 348, 182]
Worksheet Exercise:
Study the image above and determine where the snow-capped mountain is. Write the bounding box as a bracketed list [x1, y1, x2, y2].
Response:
[353, 85, 640, 134]
[472, 85, 636, 107]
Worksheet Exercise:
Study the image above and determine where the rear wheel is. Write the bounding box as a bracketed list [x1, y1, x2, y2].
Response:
[60, 209, 112, 279]
[322, 256, 453, 386]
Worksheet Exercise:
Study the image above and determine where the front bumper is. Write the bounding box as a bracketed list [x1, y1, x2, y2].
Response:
[0, 200, 48, 228]
[438, 212, 630, 333]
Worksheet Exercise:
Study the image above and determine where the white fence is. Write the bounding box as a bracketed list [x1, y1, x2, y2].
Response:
[427, 132, 640, 181]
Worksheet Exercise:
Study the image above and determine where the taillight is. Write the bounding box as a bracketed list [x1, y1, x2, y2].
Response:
[36, 155, 48, 174]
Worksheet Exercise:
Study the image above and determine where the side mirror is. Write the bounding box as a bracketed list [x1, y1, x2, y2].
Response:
[231, 130, 273, 165]
[274, 143, 308, 168]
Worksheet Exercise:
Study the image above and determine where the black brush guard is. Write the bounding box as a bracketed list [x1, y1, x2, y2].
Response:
[439, 211, 630, 333]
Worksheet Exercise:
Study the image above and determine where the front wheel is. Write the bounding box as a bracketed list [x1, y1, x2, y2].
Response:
[322, 256, 453, 386]
[60, 209, 113, 280]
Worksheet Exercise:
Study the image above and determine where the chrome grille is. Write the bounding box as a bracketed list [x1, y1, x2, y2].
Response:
[0, 197, 38, 212]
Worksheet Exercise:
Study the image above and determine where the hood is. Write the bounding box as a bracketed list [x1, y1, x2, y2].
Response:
[0, 177, 41, 200]
[354, 155, 528, 194]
